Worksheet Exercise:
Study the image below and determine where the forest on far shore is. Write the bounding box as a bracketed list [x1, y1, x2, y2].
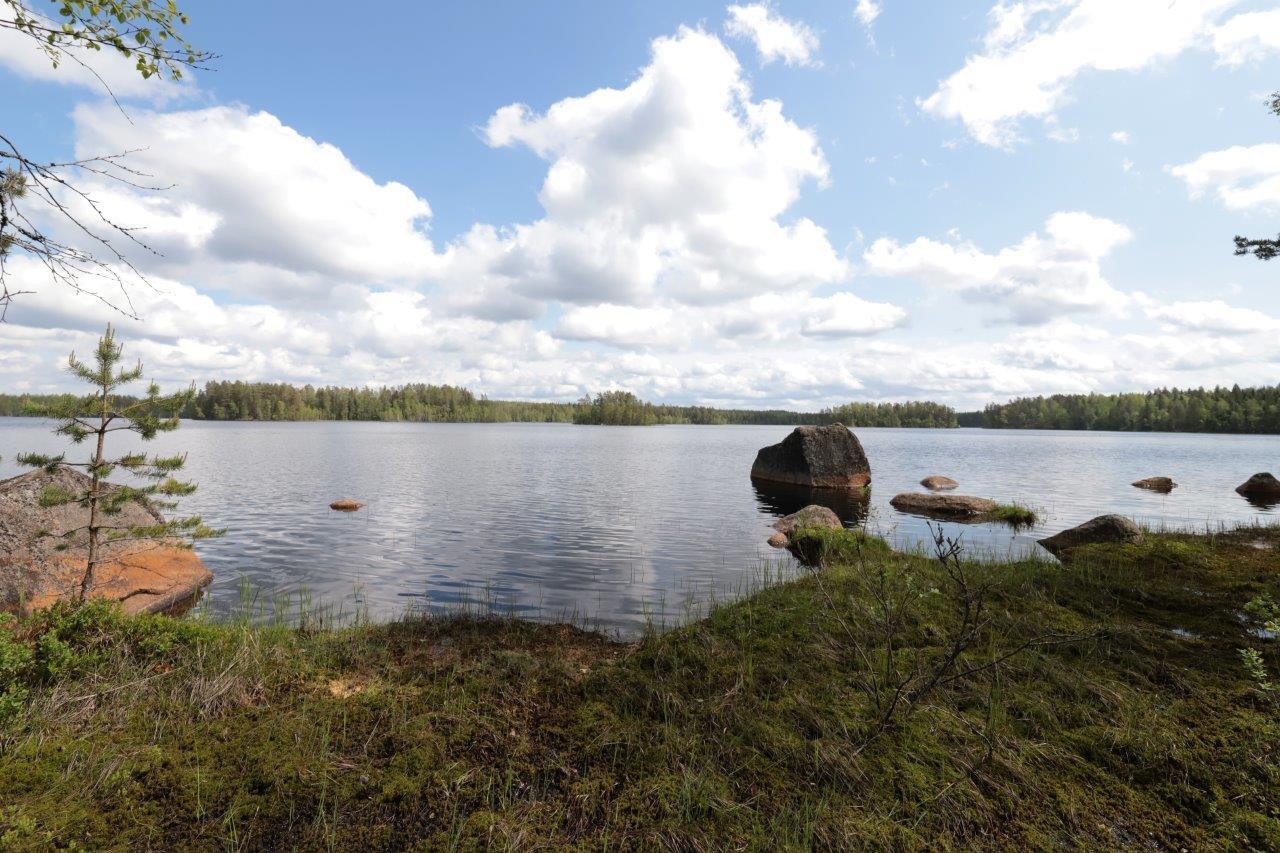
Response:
[958, 384, 1280, 434]
[3, 381, 1280, 433]
[0, 383, 957, 428]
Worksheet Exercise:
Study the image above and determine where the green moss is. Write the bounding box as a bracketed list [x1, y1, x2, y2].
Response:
[990, 502, 1039, 527]
[1, 525, 1279, 848]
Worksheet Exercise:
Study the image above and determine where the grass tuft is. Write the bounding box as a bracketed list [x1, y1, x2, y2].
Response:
[787, 525, 892, 566]
[990, 502, 1039, 527]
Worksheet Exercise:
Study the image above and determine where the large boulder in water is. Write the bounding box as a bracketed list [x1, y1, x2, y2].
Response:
[1038, 514, 1143, 557]
[890, 492, 996, 520]
[0, 468, 212, 616]
[751, 425, 870, 489]
[1236, 473, 1280, 498]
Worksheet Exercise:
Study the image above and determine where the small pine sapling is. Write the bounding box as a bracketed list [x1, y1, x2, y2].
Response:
[16, 324, 221, 602]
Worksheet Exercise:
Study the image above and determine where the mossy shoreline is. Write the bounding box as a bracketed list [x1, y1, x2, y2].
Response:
[2, 524, 1279, 849]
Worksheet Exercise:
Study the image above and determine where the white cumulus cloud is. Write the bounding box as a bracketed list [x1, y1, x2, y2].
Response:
[862, 212, 1134, 324]
[463, 27, 847, 315]
[1213, 9, 1280, 65]
[724, 3, 821, 67]
[855, 0, 882, 39]
[1170, 143, 1280, 211]
[921, 0, 1244, 147]
[63, 103, 440, 305]
[1147, 299, 1280, 334]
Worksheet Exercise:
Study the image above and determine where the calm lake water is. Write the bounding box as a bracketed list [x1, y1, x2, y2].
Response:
[2, 418, 1277, 634]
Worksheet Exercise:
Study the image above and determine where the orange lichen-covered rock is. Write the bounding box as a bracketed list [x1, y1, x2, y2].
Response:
[0, 468, 213, 615]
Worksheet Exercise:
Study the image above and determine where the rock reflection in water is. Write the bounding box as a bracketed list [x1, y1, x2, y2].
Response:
[1241, 492, 1280, 511]
[751, 478, 870, 527]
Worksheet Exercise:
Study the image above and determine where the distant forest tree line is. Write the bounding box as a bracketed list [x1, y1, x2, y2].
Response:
[571, 391, 958, 427]
[958, 385, 1280, 434]
[0, 382, 957, 427]
[5, 382, 1280, 433]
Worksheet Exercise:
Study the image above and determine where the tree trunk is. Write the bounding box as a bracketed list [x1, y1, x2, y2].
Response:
[80, 391, 108, 602]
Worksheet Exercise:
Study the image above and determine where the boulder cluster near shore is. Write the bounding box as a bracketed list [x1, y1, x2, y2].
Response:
[751, 425, 1279, 560]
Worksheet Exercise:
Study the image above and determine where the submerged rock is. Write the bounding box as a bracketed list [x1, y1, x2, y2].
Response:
[920, 475, 959, 491]
[0, 468, 212, 616]
[1132, 477, 1176, 492]
[329, 499, 364, 512]
[750, 425, 871, 489]
[889, 492, 997, 520]
[1236, 473, 1280, 498]
[1037, 514, 1143, 557]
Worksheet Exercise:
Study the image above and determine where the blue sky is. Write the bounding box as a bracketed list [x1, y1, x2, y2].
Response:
[2, 0, 1279, 408]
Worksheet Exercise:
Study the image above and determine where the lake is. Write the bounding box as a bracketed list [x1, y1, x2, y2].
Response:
[2, 418, 1277, 634]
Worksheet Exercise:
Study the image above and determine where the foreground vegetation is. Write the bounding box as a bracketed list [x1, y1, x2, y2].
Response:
[2, 385, 960, 428]
[2, 523, 1278, 849]
[960, 383, 1280, 434]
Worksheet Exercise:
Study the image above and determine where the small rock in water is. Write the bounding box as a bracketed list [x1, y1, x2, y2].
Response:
[1132, 477, 1176, 492]
[1038, 514, 1143, 557]
[329, 499, 364, 512]
[920, 475, 959, 491]
[767, 532, 790, 549]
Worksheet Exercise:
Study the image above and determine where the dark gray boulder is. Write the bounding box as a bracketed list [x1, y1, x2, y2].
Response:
[1236, 473, 1280, 497]
[751, 425, 870, 489]
[1038, 514, 1143, 557]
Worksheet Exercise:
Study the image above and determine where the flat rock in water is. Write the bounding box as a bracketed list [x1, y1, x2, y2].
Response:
[920, 475, 959, 491]
[772, 504, 842, 538]
[751, 425, 871, 489]
[1236, 473, 1280, 497]
[890, 492, 997, 519]
[330, 499, 364, 511]
[1132, 477, 1176, 492]
[0, 468, 212, 616]
[1038, 514, 1143, 557]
